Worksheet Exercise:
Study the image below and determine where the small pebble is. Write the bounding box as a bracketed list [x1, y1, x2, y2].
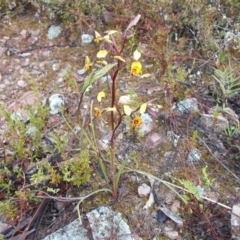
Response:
[163, 226, 179, 239]
[138, 183, 151, 197]
[0, 84, 6, 91]
[17, 80, 27, 87]
[52, 63, 60, 71]
[77, 69, 86, 75]
[20, 29, 27, 37]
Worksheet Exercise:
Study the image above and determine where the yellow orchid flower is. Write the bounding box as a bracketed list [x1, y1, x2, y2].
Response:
[123, 105, 132, 116]
[97, 91, 105, 102]
[131, 61, 142, 76]
[104, 30, 118, 35]
[84, 56, 93, 71]
[96, 60, 108, 65]
[94, 31, 103, 43]
[139, 103, 147, 114]
[132, 116, 142, 128]
[94, 108, 102, 117]
[133, 49, 141, 61]
[114, 56, 126, 62]
[97, 50, 108, 59]
[105, 107, 116, 112]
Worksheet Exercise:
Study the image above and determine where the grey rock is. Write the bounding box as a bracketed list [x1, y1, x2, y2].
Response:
[231, 203, 240, 239]
[200, 113, 229, 131]
[42, 206, 134, 240]
[186, 148, 201, 164]
[49, 94, 64, 114]
[163, 226, 179, 239]
[139, 113, 155, 135]
[177, 98, 199, 112]
[77, 68, 86, 76]
[81, 33, 94, 44]
[42, 219, 89, 240]
[47, 26, 62, 40]
[87, 206, 133, 240]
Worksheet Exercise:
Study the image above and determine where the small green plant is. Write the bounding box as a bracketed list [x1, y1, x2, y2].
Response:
[178, 178, 201, 202]
[0, 201, 17, 220]
[0, 93, 92, 220]
[224, 123, 239, 137]
[213, 66, 240, 104]
[190, 130, 198, 147]
[166, 167, 213, 203]
[201, 166, 211, 189]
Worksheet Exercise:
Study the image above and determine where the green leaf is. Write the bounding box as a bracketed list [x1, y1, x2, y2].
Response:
[81, 63, 116, 94]
[47, 187, 60, 194]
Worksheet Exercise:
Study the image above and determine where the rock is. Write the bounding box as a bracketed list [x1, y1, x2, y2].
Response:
[0, 84, 6, 91]
[139, 113, 155, 135]
[145, 132, 163, 148]
[101, 74, 111, 83]
[17, 80, 27, 87]
[176, 98, 199, 112]
[165, 192, 176, 205]
[53, 201, 66, 212]
[26, 126, 38, 138]
[118, 94, 136, 104]
[167, 131, 180, 147]
[8, 91, 39, 121]
[102, 11, 112, 25]
[200, 113, 229, 131]
[195, 185, 204, 196]
[138, 183, 151, 197]
[30, 69, 42, 75]
[10, 112, 23, 121]
[49, 94, 64, 114]
[47, 25, 62, 40]
[43, 207, 133, 240]
[221, 107, 239, 123]
[20, 29, 27, 37]
[42, 50, 52, 57]
[202, 190, 219, 203]
[0, 47, 7, 57]
[52, 63, 60, 71]
[231, 203, 240, 239]
[171, 200, 181, 213]
[163, 226, 179, 239]
[81, 32, 94, 45]
[42, 219, 89, 240]
[86, 206, 133, 240]
[186, 148, 201, 164]
[77, 69, 86, 76]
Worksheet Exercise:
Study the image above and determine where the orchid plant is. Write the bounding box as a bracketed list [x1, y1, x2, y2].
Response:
[78, 14, 148, 199]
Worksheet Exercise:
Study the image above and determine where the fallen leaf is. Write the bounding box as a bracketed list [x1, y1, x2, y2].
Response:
[143, 192, 155, 209]
[124, 14, 141, 35]
[158, 203, 183, 226]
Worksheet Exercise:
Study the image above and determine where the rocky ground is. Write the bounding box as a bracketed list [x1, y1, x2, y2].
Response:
[0, 3, 240, 240]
